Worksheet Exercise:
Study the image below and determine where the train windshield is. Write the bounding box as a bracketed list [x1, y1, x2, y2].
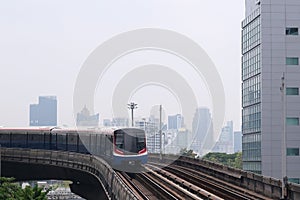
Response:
[114, 129, 146, 154]
[115, 133, 124, 149]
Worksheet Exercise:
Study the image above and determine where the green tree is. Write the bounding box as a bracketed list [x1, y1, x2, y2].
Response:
[233, 152, 242, 169]
[0, 177, 50, 200]
[202, 152, 242, 169]
[179, 148, 197, 158]
[21, 185, 50, 200]
[0, 177, 23, 200]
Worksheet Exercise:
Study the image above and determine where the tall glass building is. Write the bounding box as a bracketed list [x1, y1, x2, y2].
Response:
[30, 96, 57, 126]
[242, 0, 300, 183]
[168, 114, 184, 130]
[191, 107, 213, 156]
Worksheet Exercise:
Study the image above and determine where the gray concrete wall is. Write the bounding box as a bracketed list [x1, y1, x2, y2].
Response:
[1, 148, 137, 200]
[150, 154, 300, 199]
[260, 0, 300, 180]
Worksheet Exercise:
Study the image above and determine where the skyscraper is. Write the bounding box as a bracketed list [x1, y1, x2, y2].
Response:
[135, 116, 166, 154]
[242, 0, 300, 183]
[76, 105, 99, 127]
[111, 117, 129, 127]
[168, 114, 184, 130]
[212, 121, 234, 154]
[191, 107, 213, 156]
[103, 119, 111, 127]
[175, 128, 189, 152]
[234, 131, 242, 153]
[30, 96, 57, 126]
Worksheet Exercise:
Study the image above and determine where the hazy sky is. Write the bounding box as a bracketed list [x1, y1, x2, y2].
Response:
[0, 0, 244, 130]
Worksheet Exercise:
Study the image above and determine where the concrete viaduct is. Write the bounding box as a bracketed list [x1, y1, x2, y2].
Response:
[1, 147, 136, 200]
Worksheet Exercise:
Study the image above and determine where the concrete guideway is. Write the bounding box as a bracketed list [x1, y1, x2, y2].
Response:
[0, 147, 138, 200]
[149, 154, 300, 200]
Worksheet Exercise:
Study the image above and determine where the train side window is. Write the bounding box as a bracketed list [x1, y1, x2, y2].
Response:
[137, 136, 145, 151]
[100, 134, 105, 153]
[97, 134, 101, 155]
[57, 133, 67, 151]
[90, 134, 97, 154]
[105, 135, 109, 155]
[67, 132, 78, 152]
[11, 133, 27, 148]
[286, 27, 298, 35]
[115, 133, 124, 149]
[109, 136, 113, 156]
[0, 134, 11, 147]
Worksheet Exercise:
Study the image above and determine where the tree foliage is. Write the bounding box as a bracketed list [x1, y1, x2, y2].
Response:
[0, 177, 51, 200]
[202, 152, 242, 169]
[0, 177, 22, 200]
[179, 148, 197, 158]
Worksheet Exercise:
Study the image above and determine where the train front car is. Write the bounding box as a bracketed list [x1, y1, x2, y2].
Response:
[112, 128, 147, 172]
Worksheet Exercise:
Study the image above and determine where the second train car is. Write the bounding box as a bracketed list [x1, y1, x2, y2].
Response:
[0, 127, 148, 172]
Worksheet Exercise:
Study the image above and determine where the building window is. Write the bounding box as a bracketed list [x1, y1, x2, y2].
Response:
[288, 178, 300, 184]
[242, 104, 261, 134]
[242, 47, 261, 81]
[286, 57, 299, 65]
[287, 148, 299, 156]
[286, 117, 299, 125]
[286, 88, 299, 95]
[242, 75, 261, 107]
[242, 16, 261, 54]
[286, 27, 298, 35]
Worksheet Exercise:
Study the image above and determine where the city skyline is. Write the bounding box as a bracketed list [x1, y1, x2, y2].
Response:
[0, 1, 244, 130]
[26, 97, 241, 133]
[30, 96, 57, 126]
[1, 0, 300, 198]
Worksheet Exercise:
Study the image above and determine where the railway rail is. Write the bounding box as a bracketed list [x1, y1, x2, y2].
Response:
[148, 161, 272, 200]
[145, 164, 221, 200]
[148, 154, 300, 199]
[116, 170, 179, 200]
[116, 167, 208, 200]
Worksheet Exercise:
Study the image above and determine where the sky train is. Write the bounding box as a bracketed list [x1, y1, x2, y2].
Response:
[0, 127, 148, 172]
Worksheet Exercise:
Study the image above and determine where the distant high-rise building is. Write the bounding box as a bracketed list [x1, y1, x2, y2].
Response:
[168, 114, 184, 130]
[30, 96, 57, 126]
[111, 118, 129, 127]
[242, 0, 300, 182]
[234, 131, 242, 153]
[191, 107, 213, 155]
[135, 119, 147, 131]
[220, 121, 233, 142]
[76, 105, 99, 127]
[212, 121, 234, 154]
[148, 115, 165, 133]
[103, 119, 111, 127]
[135, 115, 166, 154]
[175, 128, 189, 152]
[147, 132, 161, 153]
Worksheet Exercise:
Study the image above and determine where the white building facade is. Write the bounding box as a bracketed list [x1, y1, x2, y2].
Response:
[242, 0, 300, 183]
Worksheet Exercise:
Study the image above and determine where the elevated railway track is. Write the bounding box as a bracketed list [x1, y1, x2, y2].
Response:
[148, 162, 269, 200]
[2, 143, 300, 199]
